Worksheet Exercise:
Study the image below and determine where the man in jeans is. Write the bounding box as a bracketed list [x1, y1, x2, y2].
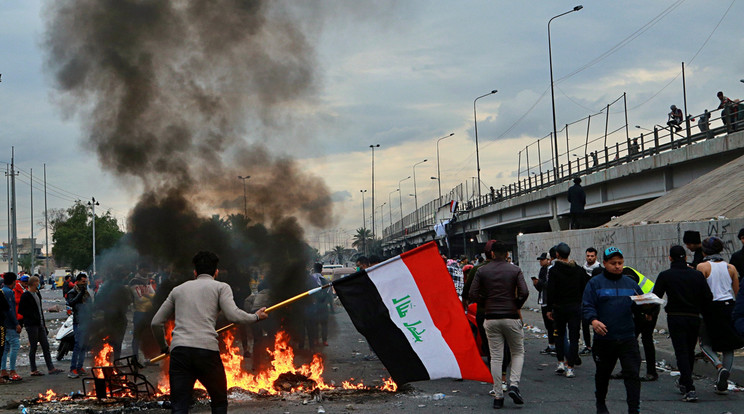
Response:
[546, 242, 587, 378]
[152, 251, 268, 414]
[1, 272, 22, 382]
[468, 240, 529, 409]
[583, 247, 645, 414]
[66, 273, 92, 378]
[653, 245, 712, 402]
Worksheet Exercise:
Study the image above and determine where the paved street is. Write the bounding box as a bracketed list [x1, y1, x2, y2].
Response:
[1, 287, 743, 413]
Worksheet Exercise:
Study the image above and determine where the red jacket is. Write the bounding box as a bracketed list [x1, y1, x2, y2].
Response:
[13, 282, 24, 322]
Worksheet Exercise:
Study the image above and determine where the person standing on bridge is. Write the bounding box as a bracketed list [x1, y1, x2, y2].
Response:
[583, 247, 644, 414]
[151, 251, 268, 414]
[567, 178, 586, 230]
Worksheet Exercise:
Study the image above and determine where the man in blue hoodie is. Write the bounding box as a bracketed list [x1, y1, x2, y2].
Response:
[583, 247, 644, 414]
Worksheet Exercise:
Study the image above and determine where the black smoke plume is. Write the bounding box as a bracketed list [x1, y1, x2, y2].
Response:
[44, 0, 333, 355]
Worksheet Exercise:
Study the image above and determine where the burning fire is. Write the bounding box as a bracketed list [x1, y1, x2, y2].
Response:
[93, 338, 114, 379]
[157, 328, 396, 395]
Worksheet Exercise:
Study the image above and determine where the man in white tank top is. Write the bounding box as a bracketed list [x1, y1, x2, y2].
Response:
[696, 237, 741, 395]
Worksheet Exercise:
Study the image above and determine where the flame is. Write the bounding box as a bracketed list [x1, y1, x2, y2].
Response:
[156, 327, 397, 395]
[157, 320, 175, 394]
[93, 338, 114, 379]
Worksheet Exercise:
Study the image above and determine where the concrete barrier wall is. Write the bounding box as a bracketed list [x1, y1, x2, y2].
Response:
[517, 218, 744, 328]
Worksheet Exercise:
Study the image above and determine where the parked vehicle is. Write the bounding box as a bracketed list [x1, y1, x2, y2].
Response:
[55, 314, 75, 361]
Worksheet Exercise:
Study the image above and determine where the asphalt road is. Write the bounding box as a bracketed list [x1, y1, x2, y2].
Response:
[2, 287, 742, 413]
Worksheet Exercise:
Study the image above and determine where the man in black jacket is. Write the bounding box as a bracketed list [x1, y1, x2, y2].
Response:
[531, 252, 555, 355]
[683, 230, 704, 268]
[18, 276, 63, 376]
[729, 228, 744, 281]
[66, 274, 92, 378]
[652, 245, 713, 402]
[546, 242, 587, 378]
[567, 178, 586, 229]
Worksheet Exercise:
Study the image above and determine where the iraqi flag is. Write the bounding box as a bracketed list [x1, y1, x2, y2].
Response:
[333, 242, 492, 385]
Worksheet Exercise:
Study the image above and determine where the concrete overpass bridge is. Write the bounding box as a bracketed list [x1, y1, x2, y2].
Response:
[381, 109, 744, 258]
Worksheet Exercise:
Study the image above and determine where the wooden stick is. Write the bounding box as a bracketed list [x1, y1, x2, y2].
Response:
[149, 283, 332, 364]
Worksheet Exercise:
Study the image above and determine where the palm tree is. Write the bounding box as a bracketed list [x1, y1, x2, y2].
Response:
[332, 246, 346, 264]
[352, 228, 372, 255]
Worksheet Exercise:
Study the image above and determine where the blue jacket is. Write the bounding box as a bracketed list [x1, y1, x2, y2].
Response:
[2, 286, 19, 329]
[582, 271, 643, 341]
[733, 286, 744, 336]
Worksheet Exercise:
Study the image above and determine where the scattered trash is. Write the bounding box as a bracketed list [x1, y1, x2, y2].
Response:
[658, 329, 666, 335]
[451, 390, 460, 393]
[345, 404, 355, 410]
[417, 404, 426, 408]
[317, 406, 326, 413]
[432, 393, 445, 400]
[670, 371, 680, 377]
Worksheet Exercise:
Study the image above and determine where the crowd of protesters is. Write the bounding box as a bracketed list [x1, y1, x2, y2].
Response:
[460, 227, 744, 412]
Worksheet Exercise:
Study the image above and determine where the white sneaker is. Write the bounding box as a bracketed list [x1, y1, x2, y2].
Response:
[555, 362, 566, 374]
[501, 381, 507, 391]
[565, 368, 575, 378]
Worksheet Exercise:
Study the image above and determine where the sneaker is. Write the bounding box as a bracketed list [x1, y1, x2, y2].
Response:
[579, 346, 592, 356]
[682, 390, 698, 402]
[573, 356, 582, 366]
[555, 362, 566, 374]
[77, 368, 87, 375]
[507, 386, 524, 405]
[488, 389, 496, 396]
[596, 401, 609, 414]
[565, 368, 575, 378]
[716, 367, 730, 392]
[674, 379, 686, 395]
[501, 381, 507, 391]
[714, 388, 729, 395]
[492, 398, 504, 409]
[540, 346, 555, 355]
[67, 369, 79, 379]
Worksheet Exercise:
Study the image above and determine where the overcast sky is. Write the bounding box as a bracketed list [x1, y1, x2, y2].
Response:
[1, 0, 743, 253]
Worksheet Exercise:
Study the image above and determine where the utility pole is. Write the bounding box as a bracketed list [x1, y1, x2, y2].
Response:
[88, 197, 99, 276]
[44, 164, 49, 278]
[5, 164, 10, 272]
[8, 148, 19, 273]
[30, 168, 34, 273]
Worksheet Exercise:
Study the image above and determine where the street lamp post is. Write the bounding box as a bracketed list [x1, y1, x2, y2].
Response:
[412, 159, 427, 227]
[549, 5, 583, 175]
[397, 176, 411, 235]
[435, 133, 455, 200]
[87, 197, 99, 276]
[388, 189, 398, 234]
[360, 189, 367, 255]
[378, 203, 386, 237]
[369, 144, 380, 239]
[238, 175, 250, 218]
[474, 90, 497, 199]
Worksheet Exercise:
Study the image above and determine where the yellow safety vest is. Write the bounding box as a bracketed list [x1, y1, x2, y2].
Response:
[624, 266, 654, 294]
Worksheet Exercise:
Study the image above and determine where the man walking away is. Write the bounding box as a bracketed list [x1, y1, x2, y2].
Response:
[66, 273, 92, 378]
[621, 266, 659, 382]
[1, 273, 22, 382]
[468, 240, 529, 409]
[152, 251, 268, 414]
[567, 178, 586, 230]
[580, 248, 600, 356]
[531, 252, 555, 355]
[683, 231, 704, 268]
[729, 228, 744, 281]
[583, 247, 644, 414]
[653, 246, 712, 402]
[696, 237, 743, 396]
[19, 276, 64, 376]
[546, 242, 586, 378]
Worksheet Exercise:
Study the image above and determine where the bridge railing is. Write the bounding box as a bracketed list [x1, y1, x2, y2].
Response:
[382, 104, 744, 243]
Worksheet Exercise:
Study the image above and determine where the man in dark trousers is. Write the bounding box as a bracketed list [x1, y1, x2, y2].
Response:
[152, 251, 268, 414]
[653, 245, 712, 402]
[531, 252, 555, 355]
[683, 230, 704, 268]
[583, 247, 644, 414]
[546, 242, 587, 378]
[567, 177, 586, 229]
[729, 228, 744, 281]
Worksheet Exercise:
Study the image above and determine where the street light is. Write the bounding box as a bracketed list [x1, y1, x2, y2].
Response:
[369, 144, 380, 239]
[412, 159, 427, 226]
[397, 176, 411, 235]
[435, 132, 455, 200]
[474, 91, 497, 198]
[238, 175, 250, 218]
[635, 125, 652, 132]
[549, 5, 583, 174]
[378, 202, 386, 237]
[388, 188, 398, 234]
[87, 197, 99, 277]
[360, 190, 367, 255]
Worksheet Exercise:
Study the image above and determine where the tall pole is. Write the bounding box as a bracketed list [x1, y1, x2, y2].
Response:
[5, 164, 10, 272]
[549, 5, 584, 174]
[360, 190, 367, 255]
[412, 159, 427, 227]
[682, 62, 690, 140]
[398, 176, 411, 235]
[474, 90, 497, 198]
[10, 148, 18, 273]
[30, 168, 34, 273]
[44, 164, 49, 278]
[238, 175, 250, 218]
[369, 144, 380, 239]
[88, 197, 99, 276]
[379, 203, 386, 237]
[435, 133, 455, 200]
[388, 189, 398, 234]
